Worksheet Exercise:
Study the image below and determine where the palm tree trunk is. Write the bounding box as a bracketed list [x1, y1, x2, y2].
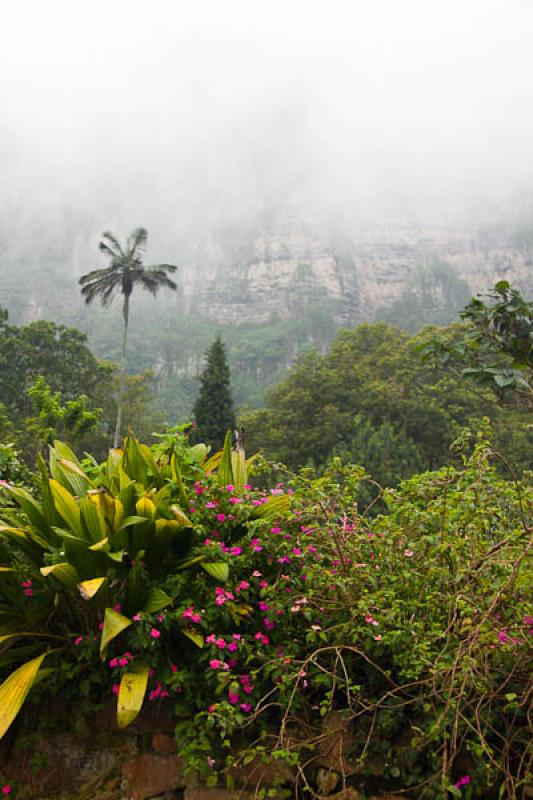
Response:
[114, 293, 130, 448]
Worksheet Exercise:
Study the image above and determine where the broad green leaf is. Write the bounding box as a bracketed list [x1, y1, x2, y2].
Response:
[49, 480, 83, 538]
[203, 451, 223, 473]
[231, 449, 247, 493]
[78, 577, 106, 599]
[40, 562, 80, 588]
[182, 629, 204, 648]
[80, 496, 106, 542]
[217, 430, 234, 487]
[170, 506, 192, 528]
[170, 454, 189, 509]
[117, 661, 150, 728]
[118, 516, 147, 530]
[201, 561, 229, 583]
[250, 494, 290, 519]
[100, 608, 133, 657]
[190, 443, 208, 462]
[0, 653, 47, 738]
[138, 444, 163, 483]
[2, 486, 47, 531]
[142, 588, 173, 613]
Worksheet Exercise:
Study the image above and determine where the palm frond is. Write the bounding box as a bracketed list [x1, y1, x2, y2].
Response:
[128, 228, 148, 256]
[100, 232, 124, 257]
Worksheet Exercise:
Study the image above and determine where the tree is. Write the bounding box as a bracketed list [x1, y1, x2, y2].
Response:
[423, 281, 533, 410]
[79, 228, 177, 447]
[192, 335, 236, 451]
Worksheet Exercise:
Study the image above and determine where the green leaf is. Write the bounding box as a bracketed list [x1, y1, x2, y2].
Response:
[100, 608, 133, 657]
[49, 480, 84, 538]
[40, 562, 80, 589]
[231, 449, 247, 493]
[217, 430, 234, 487]
[117, 661, 150, 728]
[201, 562, 229, 583]
[181, 629, 204, 648]
[142, 588, 173, 613]
[0, 653, 48, 738]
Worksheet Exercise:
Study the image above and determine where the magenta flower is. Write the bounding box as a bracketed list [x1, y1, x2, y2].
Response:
[132, 613, 142, 622]
[74, 635, 83, 646]
[229, 546, 242, 556]
[270, 527, 282, 534]
[209, 659, 228, 670]
[205, 501, 217, 509]
[240, 703, 252, 712]
[112, 684, 120, 696]
[150, 628, 161, 639]
[225, 484, 235, 492]
[228, 691, 239, 705]
[254, 632, 270, 645]
[454, 775, 471, 789]
[229, 497, 241, 504]
[227, 641, 238, 652]
[215, 513, 226, 522]
[404, 548, 414, 557]
[263, 618, 275, 631]
[236, 580, 249, 592]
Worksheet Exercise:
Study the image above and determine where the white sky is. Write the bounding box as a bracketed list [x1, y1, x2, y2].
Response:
[1, 0, 533, 240]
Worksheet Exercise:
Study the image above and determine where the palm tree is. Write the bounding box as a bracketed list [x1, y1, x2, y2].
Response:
[79, 228, 177, 447]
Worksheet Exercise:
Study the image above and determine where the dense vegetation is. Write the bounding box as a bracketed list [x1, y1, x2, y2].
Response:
[242, 321, 533, 483]
[0, 427, 531, 798]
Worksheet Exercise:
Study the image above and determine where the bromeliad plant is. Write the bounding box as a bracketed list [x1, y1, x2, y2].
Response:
[0, 429, 286, 736]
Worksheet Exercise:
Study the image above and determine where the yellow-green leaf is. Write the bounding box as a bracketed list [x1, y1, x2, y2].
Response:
[231, 449, 247, 493]
[182, 629, 204, 648]
[117, 661, 150, 728]
[49, 480, 83, 538]
[100, 608, 132, 657]
[0, 653, 47, 738]
[78, 577, 106, 600]
[40, 562, 80, 589]
[201, 562, 229, 583]
[170, 506, 192, 528]
[142, 588, 173, 613]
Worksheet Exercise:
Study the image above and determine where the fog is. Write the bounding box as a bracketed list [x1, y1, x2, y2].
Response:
[2, 0, 533, 265]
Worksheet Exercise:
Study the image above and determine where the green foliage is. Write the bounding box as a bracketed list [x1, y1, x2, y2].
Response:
[423, 281, 533, 410]
[0, 427, 530, 798]
[0, 307, 160, 464]
[192, 336, 236, 451]
[242, 321, 533, 476]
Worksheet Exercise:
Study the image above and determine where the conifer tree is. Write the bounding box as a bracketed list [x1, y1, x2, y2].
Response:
[193, 336, 236, 451]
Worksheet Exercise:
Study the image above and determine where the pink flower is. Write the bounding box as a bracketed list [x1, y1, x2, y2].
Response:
[74, 636, 83, 646]
[208, 704, 216, 713]
[23, 588, 33, 596]
[271, 527, 282, 533]
[258, 601, 270, 611]
[263, 618, 275, 631]
[182, 607, 201, 623]
[292, 548, 302, 556]
[215, 513, 226, 522]
[113, 603, 122, 612]
[2, 787, 12, 797]
[209, 659, 228, 670]
[229, 546, 242, 556]
[194, 484, 203, 494]
[243, 483, 252, 490]
[215, 638, 227, 649]
[132, 613, 142, 622]
[254, 632, 269, 645]
[205, 501, 217, 509]
[277, 556, 290, 564]
[228, 691, 239, 705]
[229, 497, 241, 504]
[251, 570, 262, 577]
[236, 580, 249, 592]
[232, 633, 242, 640]
[225, 484, 235, 492]
[227, 641, 238, 652]
[498, 630, 510, 643]
[259, 579, 268, 589]
[374, 634, 382, 641]
[454, 775, 471, 789]
[112, 684, 120, 696]
[170, 664, 178, 673]
[150, 628, 161, 639]
[21, 580, 32, 587]
[404, 549, 414, 557]
[240, 703, 252, 712]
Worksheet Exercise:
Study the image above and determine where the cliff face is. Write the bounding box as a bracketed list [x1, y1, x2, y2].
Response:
[173, 221, 533, 327]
